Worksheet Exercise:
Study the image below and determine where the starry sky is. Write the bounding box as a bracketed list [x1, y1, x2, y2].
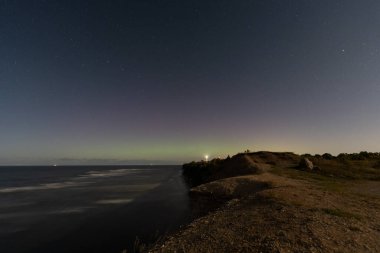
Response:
[1, 0, 380, 165]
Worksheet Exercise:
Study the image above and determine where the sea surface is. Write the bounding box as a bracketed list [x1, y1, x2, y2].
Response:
[0, 165, 192, 253]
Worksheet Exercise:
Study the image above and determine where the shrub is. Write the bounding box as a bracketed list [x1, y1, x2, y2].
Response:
[322, 153, 334, 160]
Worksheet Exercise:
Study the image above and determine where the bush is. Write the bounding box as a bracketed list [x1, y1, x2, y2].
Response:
[322, 153, 334, 160]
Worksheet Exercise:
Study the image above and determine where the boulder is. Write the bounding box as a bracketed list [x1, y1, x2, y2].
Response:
[299, 158, 313, 170]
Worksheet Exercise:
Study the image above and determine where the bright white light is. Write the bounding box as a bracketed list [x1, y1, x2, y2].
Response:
[204, 155, 209, 161]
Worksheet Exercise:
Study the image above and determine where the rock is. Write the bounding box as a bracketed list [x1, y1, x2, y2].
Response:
[299, 158, 314, 170]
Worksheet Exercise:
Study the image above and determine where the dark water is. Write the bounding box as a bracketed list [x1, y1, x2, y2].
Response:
[0, 166, 192, 253]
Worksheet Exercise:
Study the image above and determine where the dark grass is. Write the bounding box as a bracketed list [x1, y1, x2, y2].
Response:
[319, 208, 362, 220]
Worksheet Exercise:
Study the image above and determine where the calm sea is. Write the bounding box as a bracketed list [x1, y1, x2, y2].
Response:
[0, 165, 191, 253]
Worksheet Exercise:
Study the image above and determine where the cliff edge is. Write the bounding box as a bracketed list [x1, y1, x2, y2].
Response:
[149, 152, 380, 253]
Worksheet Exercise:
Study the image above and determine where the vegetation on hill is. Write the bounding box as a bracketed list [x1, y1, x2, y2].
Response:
[183, 151, 380, 187]
[302, 151, 380, 161]
[300, 152, 380, 180]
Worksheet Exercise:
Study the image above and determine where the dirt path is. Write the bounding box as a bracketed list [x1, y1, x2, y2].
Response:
[243, 154, 271, 173]
[244, 154, 257, 167]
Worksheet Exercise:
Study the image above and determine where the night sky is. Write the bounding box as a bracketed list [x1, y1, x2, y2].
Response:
[1, 1, 380, 165]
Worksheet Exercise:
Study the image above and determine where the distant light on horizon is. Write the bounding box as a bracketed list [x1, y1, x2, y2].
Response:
[204, 155, 209, 162]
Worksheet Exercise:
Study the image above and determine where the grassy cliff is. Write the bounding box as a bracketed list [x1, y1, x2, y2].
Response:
[149, 151, 380, 253]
